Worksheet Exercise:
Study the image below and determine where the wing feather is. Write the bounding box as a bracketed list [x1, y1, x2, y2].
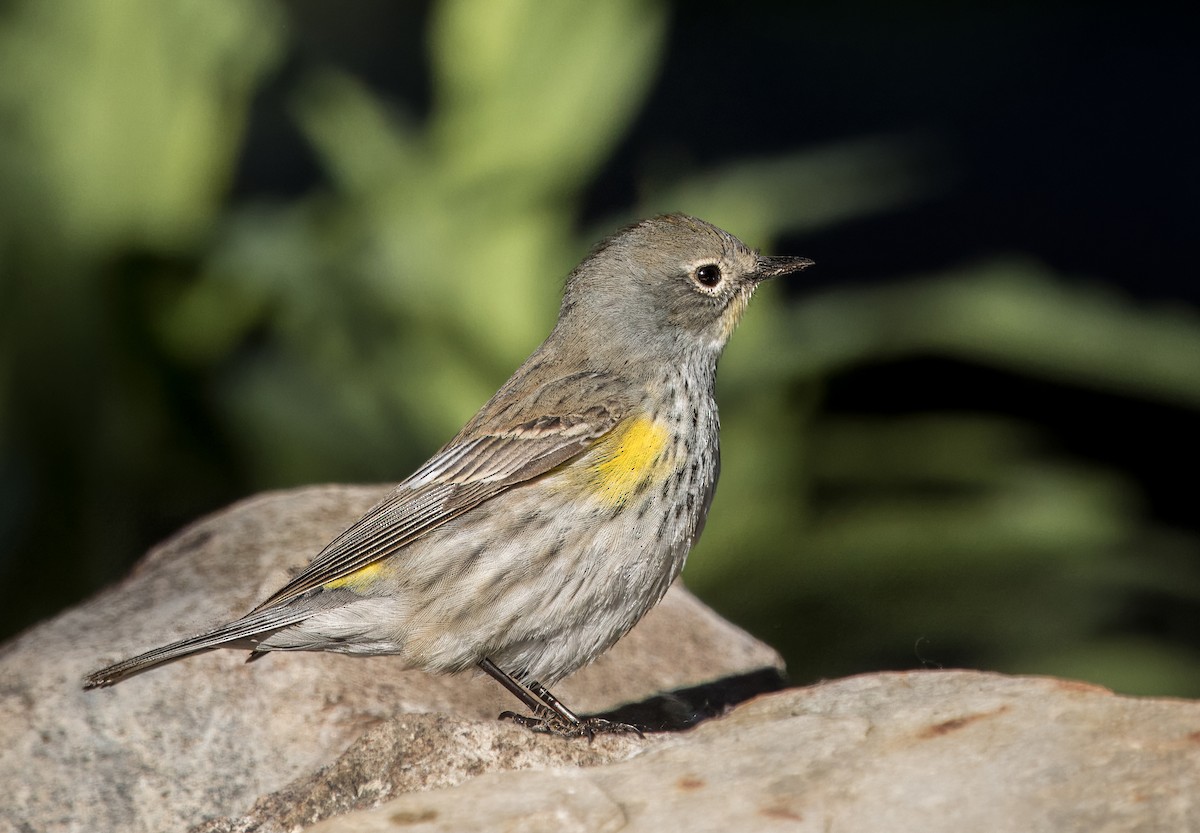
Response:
[251, 400, 622, 610]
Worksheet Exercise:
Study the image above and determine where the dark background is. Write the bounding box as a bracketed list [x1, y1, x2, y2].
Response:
[1, 0, 1196, 694]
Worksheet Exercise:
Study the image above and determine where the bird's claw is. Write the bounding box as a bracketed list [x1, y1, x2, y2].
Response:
[498, 710, 644, 740]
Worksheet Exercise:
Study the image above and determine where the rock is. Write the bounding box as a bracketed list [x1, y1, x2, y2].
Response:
[297, 671, 1200, 833]
[191, 713, 646, 833]
[12, 485, 1191, 833]
[0, 485, 784, 833]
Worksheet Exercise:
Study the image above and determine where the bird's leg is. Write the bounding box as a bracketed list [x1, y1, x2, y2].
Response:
[477, 657, 643, 739]
[477, 657, 558, 721]
[478, 657, 577, 732]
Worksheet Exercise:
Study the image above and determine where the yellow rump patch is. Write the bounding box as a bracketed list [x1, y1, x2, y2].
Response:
[323, 561, 386, 593]
[586, 415, 671, 509]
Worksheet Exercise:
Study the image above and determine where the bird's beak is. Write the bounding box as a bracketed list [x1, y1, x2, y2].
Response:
[751, 255, 815, 283]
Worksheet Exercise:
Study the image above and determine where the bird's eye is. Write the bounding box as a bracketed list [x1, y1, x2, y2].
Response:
[694, 264, 722, 288]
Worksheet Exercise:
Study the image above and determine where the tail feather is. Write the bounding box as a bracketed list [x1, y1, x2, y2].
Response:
[83, 607, 315, 689]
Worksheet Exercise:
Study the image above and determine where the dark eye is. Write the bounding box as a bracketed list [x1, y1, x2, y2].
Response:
[695, 264, 722, 287]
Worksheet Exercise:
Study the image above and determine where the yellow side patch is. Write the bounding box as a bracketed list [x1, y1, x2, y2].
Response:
[586, 415, 671, 509]
[323, 561, 385, 593]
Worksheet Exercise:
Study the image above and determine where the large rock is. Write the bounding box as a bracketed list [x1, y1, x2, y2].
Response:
[10, 485, 1194, 833]
[0, 485, 784, 833]
[288, 672, 1200, 833]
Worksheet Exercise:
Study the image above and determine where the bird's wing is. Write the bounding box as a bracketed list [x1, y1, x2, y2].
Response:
[251, 399, 623, 611]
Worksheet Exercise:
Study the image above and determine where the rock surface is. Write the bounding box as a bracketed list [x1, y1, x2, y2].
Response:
[0, 485, 783, 833]
[5, 485, 1197, 833]
[295, 672, 1199, 833]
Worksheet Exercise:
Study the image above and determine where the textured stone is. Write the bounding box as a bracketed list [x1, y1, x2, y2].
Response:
[192, 714, 645, 833]
[301, 671, 1200, 833]
[11, 484, 1191, 833]
[0, 485, 783, 833]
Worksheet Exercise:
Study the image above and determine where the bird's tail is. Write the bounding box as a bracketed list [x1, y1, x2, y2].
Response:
[83, 606, 315, 689]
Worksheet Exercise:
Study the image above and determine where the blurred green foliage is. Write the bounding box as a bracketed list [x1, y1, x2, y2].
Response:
[1, 0, 1197, 696]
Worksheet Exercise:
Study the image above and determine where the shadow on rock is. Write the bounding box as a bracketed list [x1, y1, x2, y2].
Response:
[589, 667, 790, 733]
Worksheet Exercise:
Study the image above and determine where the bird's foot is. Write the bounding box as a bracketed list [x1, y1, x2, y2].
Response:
[498, 710, 645, 740]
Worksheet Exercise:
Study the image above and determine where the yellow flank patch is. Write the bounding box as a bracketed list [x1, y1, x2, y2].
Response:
[323, 561, 385, 593]
[586, 415, 671, 509]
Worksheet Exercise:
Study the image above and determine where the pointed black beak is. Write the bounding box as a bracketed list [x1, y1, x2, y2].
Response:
[751, 255, 815, 283]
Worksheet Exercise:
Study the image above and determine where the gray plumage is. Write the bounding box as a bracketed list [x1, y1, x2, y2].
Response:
[84, 215, 812, 728]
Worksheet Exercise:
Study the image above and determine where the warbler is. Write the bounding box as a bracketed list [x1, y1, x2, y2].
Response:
[84, 214, 813, 736]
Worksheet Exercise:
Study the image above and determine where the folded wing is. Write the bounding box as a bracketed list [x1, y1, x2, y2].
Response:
[251, 401, 623, 610]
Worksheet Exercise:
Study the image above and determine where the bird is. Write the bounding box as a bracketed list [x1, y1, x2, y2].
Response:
[84, 213, 813, 737]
